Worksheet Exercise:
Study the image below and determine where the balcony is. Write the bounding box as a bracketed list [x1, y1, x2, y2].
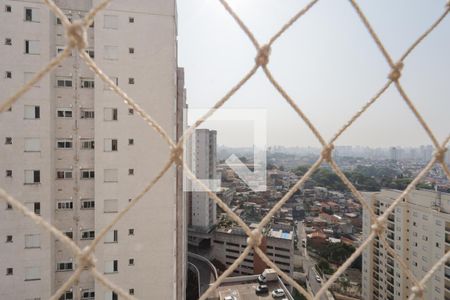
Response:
[388, 214, 395, 222]
[387, 232, 395, 241]
[445, 280, 450, 292]
[387, 266, 394, 276]
[387, 239, 394, 249]
[387, 257, 395, 267]
[387, 223, 395, 231]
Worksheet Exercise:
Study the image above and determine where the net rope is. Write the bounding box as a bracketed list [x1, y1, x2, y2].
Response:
[0, 0, 449, 299]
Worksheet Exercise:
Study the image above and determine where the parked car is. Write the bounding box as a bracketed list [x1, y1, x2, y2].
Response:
[255, 284, 269, 295]
[224, 296, 237, 300]
[315, 275, 322, 283]
[271, 288, 286, 298]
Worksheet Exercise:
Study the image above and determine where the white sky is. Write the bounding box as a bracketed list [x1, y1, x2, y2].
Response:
[178, 0, 450, 147]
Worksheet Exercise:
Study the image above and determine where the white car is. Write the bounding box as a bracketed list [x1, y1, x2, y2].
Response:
[271, 288, 285, 298]
[315, 275, 322, 283]
[224, 296, 237, 300]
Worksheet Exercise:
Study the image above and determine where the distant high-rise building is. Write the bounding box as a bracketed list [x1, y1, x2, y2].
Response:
[0, 1, 185, 299]
[188, 129, 217, 230]
[362, 189, 450, 300]
[390, 147, 399, 161]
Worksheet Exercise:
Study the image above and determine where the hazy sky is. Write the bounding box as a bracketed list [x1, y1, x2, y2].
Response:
[178, 0, 450, 147]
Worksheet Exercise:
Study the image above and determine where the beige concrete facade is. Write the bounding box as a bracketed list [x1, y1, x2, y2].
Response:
[362, 189, 450, 300]
[0, 0, 185, 299]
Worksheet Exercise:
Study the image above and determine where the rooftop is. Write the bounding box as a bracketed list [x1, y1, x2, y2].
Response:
[207, 274, 293, 300]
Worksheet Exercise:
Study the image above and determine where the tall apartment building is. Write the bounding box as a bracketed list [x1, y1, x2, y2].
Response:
[187, 129, 218, 244]
[362, 189, 450, 300]
[0, 1, 186, 299]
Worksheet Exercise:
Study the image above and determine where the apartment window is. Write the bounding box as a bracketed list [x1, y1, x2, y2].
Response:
[128, 229, 134, 236]
[25, 266, 40, 281]
[57, 200, 73, 210]
[24, 170, 40, 184]
[56, 76, 73, 87]
[5, 71, 12, 78]
[105, 230, 118, 243]
[104, 15, 118, 29]
[105, 76, 118, 90]
[81, 289, 94, 300]
[5, 137, 12, 144]
[25, 105, 40, 119]
[80, 78, 95, 89]
[24, 138, 40, 152]
[59, 291, 73, 300]
[128, 108, 134, 115]
[56, 17, 62, 25]
[6, 268, 13, 275]
[128, 258, 134, 265]
[6, 235, 13, 243]
[128, 78, 135, 84]
[81, 230, 95, 240]
[56, 262, 73, 271]
[56, 46, 72, 56]
[81, 199, 95, 210]
[105, 292, 118, 300]
[81, 169, 95, 179]
[104, 108, 118, 121]
[104, 139, 118, 152]
[56, 108, 72, 118]
[64, 231, 73, 239]
[129, 17, 134, 23]
[56, 170, 73, 180]
[129, 47, 134, 54]
[25, 8, 39, 22]
[25, 202, 40, 215]
[104, 260, 118, 273]
[56, 138, 73, 149]
[85, 48, 94, 58]
[104, 199, 118, 213]
[5, 5, 11, 12]
[104, 45, 118, 60]
[25, 234, 40, 248]
[80, 108, 95, 119]
[6, 203, 12, 210]
[104, 169, 118, 183]
[5, 38, 12, 45]
[128, 138, 134, 145]
[6, 170, 12, 177]
[25, 40, 40, 54]
[81, 139, 95, 149]
[128, 169, 134, 175]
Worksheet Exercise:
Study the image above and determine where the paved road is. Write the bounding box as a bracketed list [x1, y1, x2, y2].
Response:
[297, 221, 332, 300]
[188, 256, 214, 295]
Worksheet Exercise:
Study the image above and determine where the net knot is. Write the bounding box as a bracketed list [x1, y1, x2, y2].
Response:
[388, 62, 404, 81]
[371, 220, 385, 235]
[247, 229, 262, 248]
[66, 20, 88, 50]
[321, 144, 334, 162]
[255, 45, 271, 66]
[171, 145, 183, 165]
[77, 246, 96, 269]
[411, 285, 424, 297]
[434, 147, 447, 163]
